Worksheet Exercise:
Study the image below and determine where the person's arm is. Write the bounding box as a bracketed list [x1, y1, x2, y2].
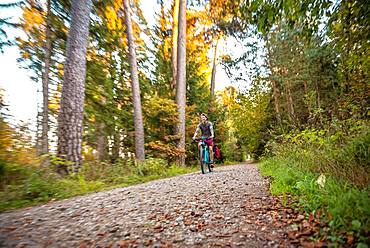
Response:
[209, 122, 214, 139]
[192, 124, 200, 140]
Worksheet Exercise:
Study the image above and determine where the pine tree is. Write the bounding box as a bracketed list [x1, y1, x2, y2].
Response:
[57, 0, 93, 173]
[123, 0, 145, 161]
[174, 0, 187, 166]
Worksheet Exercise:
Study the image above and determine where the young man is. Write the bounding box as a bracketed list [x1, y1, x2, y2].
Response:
[192, 113, 215, 167]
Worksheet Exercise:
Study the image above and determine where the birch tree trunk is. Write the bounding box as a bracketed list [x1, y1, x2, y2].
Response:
[175, 0, 186, 166]
[41, 0, 52, 160]
[57, 0, 93, 174]
[123, 0, 145, 161]
[171, 0, 180, 97]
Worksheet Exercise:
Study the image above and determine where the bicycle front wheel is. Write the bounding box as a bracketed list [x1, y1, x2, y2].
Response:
[205, 149, 212, 172]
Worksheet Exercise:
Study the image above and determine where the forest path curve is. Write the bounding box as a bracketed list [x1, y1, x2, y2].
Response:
[0, 163, 294, 248]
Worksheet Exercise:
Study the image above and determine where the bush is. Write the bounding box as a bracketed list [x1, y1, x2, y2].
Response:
[222, 140, 243, 162]
[259, 121, 370, 245]
[134, 158, 167, 176]
[259, 158, 370, 245]
[266, 122, 370, 187]
[341, 130, 370, 168]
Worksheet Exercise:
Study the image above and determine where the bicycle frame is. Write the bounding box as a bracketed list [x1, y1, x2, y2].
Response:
[199, 139, 210, 164]
[194, 137, 213, 174]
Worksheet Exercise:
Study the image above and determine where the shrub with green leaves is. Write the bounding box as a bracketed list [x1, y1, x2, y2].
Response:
[260, 121, 370, 245]
[260, 158, 370, 245]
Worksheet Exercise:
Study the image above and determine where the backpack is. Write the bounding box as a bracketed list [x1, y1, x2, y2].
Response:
[214, 145, 221, 159]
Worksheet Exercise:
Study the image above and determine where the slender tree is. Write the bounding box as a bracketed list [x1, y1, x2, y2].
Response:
[210, 38, 218, 102]
[175, 0, 186, 165]
[40, 0, 52, 160]
[123, 0, 145, 161]
[171, 0, 180, 96]
[57, 0, 93, 173]
[96, 121, 107, 161]
[266, 38, 281, 124]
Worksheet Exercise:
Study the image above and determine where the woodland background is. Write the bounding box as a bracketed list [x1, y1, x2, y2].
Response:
[0, 0, 369, 246]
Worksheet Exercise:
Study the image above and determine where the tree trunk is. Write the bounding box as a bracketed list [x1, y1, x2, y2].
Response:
[303, 80, 312, 114]
[123, 0, 145, 161]
[41, 0, 52, 161]
[171, 0, 179, 97]
[284, 79, 295, 120]
[36, 109, 42, 154]
[303, 80, 308, 94]
[271, 80, 281, 124]
[175, 0, 186, 166]
[111, 131, 120, 162]
[266, 38, 281, 124]
[57, 0, 93, 174]
[313, 80, 321, 109]
[210, 38, 219, 102]
[96, 121, 107, 161]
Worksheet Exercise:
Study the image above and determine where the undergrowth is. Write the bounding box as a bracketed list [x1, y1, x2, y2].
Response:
[0, 158, 197, 212]
[259, 120, 370, 246]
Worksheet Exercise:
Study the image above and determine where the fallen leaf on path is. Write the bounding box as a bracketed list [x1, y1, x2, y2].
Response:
[79, 242, 88, 248]
[288, 230, 297, 239]
[347, 234, 354, 245]
[309, 213, 315, 223]
[118, 240, 130, 248]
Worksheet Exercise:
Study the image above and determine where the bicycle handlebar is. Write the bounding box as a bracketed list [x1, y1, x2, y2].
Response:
[193, 137, 213, 143]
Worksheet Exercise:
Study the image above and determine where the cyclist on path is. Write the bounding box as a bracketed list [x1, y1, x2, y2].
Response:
[192, 113, 215, 167]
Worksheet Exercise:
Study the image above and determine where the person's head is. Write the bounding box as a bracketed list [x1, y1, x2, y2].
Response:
[200, 113, 208, 123]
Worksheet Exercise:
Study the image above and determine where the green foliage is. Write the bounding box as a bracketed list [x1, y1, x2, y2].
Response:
[328, 0, 370, 119]
[267, 120, 370, 187]
[0, 160, 33, 190]
[134, 158, 167, 177]
[221, 138, 243, 162]
[218, 0, 368, 165]
[219, 84, 273, 160]
[259, 157, 370, 245]
[143, 95, 185, 160]
[340, 128, 370, 168]
[260, 120, 370, 245]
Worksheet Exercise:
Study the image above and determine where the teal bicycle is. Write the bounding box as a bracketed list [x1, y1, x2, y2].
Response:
[194, 137, 213, 174]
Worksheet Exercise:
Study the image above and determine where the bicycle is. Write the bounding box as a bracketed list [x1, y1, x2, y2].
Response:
[193, 137, 213, 174]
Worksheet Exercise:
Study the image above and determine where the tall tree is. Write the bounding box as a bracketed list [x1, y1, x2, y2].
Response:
[40, 0, 52, 159]
[265, 38, 281, 124]
[210, 37, 218, 102]
[171, 0, 180, 96]
[175, 0, 186, 165]
[57, 0, 93, 173]
[123, 0, 145, 161]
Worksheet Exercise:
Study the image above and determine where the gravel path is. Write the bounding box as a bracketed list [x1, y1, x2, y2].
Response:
[0, 163, 293, 248]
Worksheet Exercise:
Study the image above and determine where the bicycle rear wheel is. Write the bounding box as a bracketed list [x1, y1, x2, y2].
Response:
[199, 146, 205, 174]
[205, 149, 212, 172]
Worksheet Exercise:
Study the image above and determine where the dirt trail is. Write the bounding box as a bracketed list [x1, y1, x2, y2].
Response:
[0, 163, 295, 247]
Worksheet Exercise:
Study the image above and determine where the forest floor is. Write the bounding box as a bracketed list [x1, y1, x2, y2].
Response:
[0, 163, 319, 248]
